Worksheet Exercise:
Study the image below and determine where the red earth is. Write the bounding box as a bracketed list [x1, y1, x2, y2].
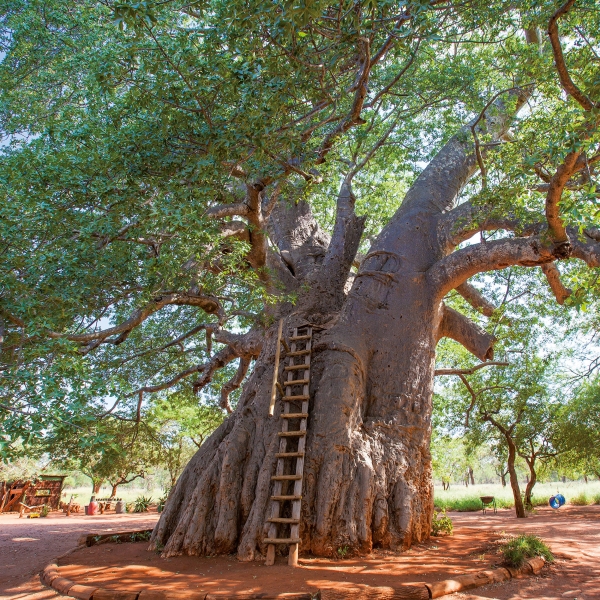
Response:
[3, 505, 600, 599]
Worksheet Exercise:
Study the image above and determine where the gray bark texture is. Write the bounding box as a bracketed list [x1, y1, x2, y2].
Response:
[150, 112, 576, 559]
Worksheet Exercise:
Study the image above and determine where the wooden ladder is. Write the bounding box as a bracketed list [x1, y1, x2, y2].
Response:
[265, 325, 312, 567]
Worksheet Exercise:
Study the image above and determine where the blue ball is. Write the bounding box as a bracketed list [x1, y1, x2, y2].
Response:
[549, 495, 560, 509]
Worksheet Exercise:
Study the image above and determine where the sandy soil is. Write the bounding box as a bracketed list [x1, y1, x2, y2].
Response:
[443, 505, 600, 600]
[3, 505, 599, 599]
[55, 506, 600, 599]
[0, 510, 159, 599]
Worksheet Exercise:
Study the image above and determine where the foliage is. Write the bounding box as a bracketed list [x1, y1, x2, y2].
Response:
[553, 379, 600, 480]
[0, 0, 598, 456]
[133, 494, 153, 512]
[500, 534, 553, 568]
[431, 510, 453, 536]
[40, 503, 50, 517]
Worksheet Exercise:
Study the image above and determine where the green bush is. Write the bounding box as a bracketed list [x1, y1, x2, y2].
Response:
[431, 510, 453, 536]
[40, 504, 50, 517]
[592, 492, 600, 505]
[569, 492, 590, 506]
[133, 495, 153, 513]
[500, 534, 553, 568]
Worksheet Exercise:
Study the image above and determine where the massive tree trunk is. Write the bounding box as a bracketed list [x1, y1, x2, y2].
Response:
[151, 96, 571, 558]
[152, 134, 493, 560]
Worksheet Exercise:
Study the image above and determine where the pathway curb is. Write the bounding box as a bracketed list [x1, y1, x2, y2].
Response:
[40, 530, 546, 600]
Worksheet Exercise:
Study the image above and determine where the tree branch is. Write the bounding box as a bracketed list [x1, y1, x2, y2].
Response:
[317, 177, 366, 303]
[435, 361, 509, 376]
[47, 292, 223, 346]
[437, 304, 496, 361]
[220, 356, 251, 413]
[547, 0, 595, 111]
[430, 235, 565, 298]
[540, 262, 572, 304]
[455, 282, 496, 317]
[315, 37, 371, 164]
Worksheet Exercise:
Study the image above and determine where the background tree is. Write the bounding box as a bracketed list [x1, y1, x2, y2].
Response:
[44, 418, 159, 496]
[147, 392, 224, 487]
[1, 0, 599, 557]
[554, 378, 600, 480]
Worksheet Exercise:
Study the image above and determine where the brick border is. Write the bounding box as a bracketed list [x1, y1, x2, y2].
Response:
[40, 530, 546, 600]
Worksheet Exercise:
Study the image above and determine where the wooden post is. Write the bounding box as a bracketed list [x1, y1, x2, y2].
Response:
[266, 543, 275, 566]
[269, 319, 284, 416]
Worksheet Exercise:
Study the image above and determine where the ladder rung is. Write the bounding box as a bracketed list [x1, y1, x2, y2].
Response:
[284, 365, 309, 371]
[283, 395, 309, 401]
[271, 495, 302, 501]
[264, 538, 301, 544]
[276, 452, 305, 458]
[287, 350, 310, 357]
[285, 379, 309, 386]
[281, 413, 309, 419]
[267, 517, 300, 524]
[271, 474, 302, 481]
[278, 430, 306, 437]
[289, 335, 311, 341]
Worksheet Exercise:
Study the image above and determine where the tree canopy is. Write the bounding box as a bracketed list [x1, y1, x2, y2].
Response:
[1, 0, 599, 461]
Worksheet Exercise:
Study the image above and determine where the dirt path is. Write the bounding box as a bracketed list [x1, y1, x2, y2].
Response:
[0, 510, 159, 599]
[442, 505, 600, 600]
[3, 505, 599, 599]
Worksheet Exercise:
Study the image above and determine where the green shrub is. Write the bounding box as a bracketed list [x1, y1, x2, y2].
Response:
[592, 492, 600, 505]
[569, 492, 590, 506]
[500, 534, 553, 568]
[133, 495, 153, 513]
[40, 504, 50, 517]
[431, 510, 453, 536]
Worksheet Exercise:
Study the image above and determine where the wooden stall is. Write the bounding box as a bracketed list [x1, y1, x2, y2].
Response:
[0, 475, 67, 512]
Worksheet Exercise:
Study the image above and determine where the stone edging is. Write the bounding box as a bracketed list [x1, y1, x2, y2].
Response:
[40, 529, 546, 600]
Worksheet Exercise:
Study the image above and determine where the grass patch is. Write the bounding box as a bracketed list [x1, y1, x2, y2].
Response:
[569, 492, 591, 506]
[431, 510, 453, 536]
[500, 534, 553, 568]
[434, 481, 600, 512]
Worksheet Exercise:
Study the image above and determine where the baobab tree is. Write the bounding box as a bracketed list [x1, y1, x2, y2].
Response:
[0, 0, 598, 560]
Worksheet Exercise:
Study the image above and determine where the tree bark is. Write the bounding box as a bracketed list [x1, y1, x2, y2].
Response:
[111, 483, 119, 498]
[506, 438, 526, 518]
[523, 457, 536, 509]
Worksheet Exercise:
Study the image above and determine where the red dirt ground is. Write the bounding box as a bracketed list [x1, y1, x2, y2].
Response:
[3, 505, 599, 599]
[52, 506, 600, 600]
[0, 510, 159, 600]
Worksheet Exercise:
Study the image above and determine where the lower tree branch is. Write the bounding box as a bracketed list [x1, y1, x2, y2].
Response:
[437, 304, 496, 361]
[220, 356, 251, 413]
[540, 262, 572, 304]
[455, 282, 496, 317]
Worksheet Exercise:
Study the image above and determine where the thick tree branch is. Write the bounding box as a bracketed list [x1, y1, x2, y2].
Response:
[455, 282, 496, 317]
[317, 177, 366, 304]
[548, 0, 595, 111]
[540, 262, 572, 304]
[444, 201, 542, 248]
[220, 356, 251, 413]
[545, 150, 581, 244]
[47, 292, 223, 346]
[437, 304, 496, 361]
[430, 235, 565, 298]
